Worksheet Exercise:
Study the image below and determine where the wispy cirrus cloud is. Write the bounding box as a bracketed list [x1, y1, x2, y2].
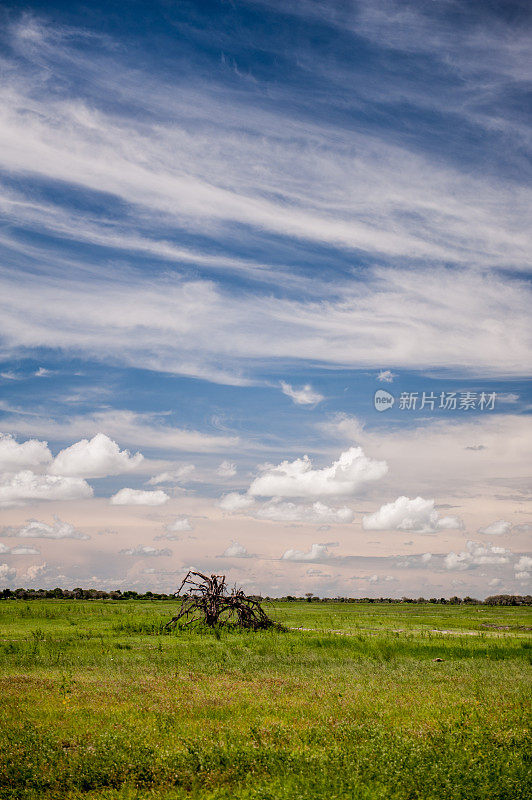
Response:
[280, 382, 324, 406]
[0, 409, 239, 453]
[0, 12, 530, 389]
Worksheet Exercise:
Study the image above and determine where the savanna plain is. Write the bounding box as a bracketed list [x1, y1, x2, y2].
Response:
[1, 599, 530, 800]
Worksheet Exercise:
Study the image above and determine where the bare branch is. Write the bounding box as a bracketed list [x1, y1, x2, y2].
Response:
[165, 572, 283, 631]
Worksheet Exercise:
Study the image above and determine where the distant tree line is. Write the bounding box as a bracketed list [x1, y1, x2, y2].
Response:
[0, 588, 530, 605]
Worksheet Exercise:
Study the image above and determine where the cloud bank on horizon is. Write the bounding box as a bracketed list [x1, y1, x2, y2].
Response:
[0, 0, 530, 597]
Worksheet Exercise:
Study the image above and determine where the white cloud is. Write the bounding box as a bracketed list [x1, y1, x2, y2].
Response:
[282, 543, 331, 562]
[1, 265, 530, 383]
[50, 433, 143, 478]
[218, 492, 254, 512]
[2, 20, 531, 278]
[165, 517, 193, 533]
[0, 371, 21, 381]
[489, 578, 502, 588]
[256, 500, 354, 524]
[216, 460, 237, 477]
[0, 434, 52, 472]
[321, 414, 365, 443]
[147, 465, 195, 485]
[444, 541, 510, 571]
[221, 541, 249, 558]
[323, 413, 530, 499]
[420, 552, 432, 563]
[0, 18, 531, 389]
[363, 496, 462, 533]
[478, 520, 512, 536]
[497, 393, 520, 404]
[358, 574, 398, 584]
[120, 545, 172, 557]
[513, 523, 532, 534]
[23, 563, 49, 582]
[35, 367, 52, 377]
[0, 563, 17, 581]
[2, 410, 238, 454]
[249, 447, 387, 499]
[0, 470, 93, 508]
[110, 488, 169, 506]
[0, 540, 41, 554]
[280, 381, 324, 406]
[5, 517, 90, 540]
[515, 556, 532, 572]
[377, 370, 395, 383]
[515, 571, 530, 581]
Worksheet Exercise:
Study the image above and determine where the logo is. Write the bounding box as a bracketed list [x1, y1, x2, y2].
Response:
[374, 389, 395, 412]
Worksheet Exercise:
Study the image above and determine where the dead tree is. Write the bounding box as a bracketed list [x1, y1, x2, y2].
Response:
[165, 571, 282, 631]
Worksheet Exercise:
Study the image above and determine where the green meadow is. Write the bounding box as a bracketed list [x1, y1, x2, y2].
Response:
[0, 599, 530, 799]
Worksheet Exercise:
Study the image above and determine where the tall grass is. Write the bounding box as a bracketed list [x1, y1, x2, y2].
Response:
[0, 600, 530, 799]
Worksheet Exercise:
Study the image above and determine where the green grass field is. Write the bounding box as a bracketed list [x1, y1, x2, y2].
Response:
[1, 599, 530, 799]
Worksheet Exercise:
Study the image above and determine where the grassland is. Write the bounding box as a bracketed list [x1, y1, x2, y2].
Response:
[0, 599, 530, 799]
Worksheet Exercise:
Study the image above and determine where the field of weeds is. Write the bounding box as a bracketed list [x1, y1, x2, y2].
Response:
[0, 599, 530, 799]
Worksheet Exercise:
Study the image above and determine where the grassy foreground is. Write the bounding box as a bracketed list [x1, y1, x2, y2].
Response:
[0, 600, 530, 800]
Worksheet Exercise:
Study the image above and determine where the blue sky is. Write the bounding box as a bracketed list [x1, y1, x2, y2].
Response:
[0, 0, 530, 597]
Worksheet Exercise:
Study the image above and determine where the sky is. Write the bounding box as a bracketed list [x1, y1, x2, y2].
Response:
[0, 0, 531, 598]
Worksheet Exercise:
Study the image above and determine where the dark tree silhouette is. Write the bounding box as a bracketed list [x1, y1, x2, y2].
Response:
[165, 571, 283, 630]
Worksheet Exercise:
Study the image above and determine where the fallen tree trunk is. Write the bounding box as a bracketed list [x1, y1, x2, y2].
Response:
[165, 571, 283, 630]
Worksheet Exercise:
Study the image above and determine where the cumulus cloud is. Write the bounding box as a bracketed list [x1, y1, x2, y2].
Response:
[163, 517, 193, 535]
[3, 517, 90, 540]
[218, 492, 254, 512]
[363, 496, 462, 533]
[120, 544, 172, 557]
[358, 574, 397, 584]
[376, 370, 395, 383]
[256, 500, 354, 524]
[478, 520, 512, 536]
[221, 541, 249, 558]
[147, 465, 195, 485]
[110, 488, 169, 505]
[281, 543, 331, 562]
[0, 563, 17, 581]
[444, 541, 510, 571]
[23, 563, 50, 582]
[0, 434, 52, 472]
[321, 414, 365, 443]
[50, 433, 143, 478]
[280, 381, 324, 406]
[0, 470, 93, 508]
[515, 556, 532, 572]
[249, 447, 387, 499]
[216, 460, 237, 478]
[513, 523, 532, 534]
